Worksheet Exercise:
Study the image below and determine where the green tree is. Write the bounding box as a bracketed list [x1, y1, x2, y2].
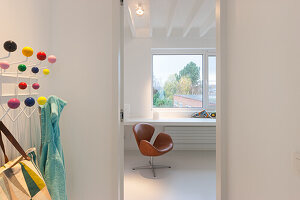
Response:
[155, 98, 173, 107]
[176, 62, 200, 86]
[153, 88, 163, 107]
[164, 74, 178, 99]
[153, 89, 173, 107]
[177, 76, 192, 94]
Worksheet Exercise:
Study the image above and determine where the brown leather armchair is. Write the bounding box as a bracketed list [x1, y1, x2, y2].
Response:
[132, 123, 173, 177]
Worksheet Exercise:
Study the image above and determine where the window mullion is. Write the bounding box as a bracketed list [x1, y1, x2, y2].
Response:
[203, 51, 209, 110]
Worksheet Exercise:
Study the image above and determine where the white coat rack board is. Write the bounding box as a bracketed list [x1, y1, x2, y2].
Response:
[0, 40, 56, 122]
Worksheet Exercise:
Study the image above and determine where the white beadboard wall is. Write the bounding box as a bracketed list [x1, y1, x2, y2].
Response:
[165, 126, 216, 150]
[124, 125, 216, 151]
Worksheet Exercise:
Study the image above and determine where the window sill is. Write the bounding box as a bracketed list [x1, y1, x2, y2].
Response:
[123, 118, 216, 126]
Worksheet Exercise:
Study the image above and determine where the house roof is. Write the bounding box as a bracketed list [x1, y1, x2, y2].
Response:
[174, 94, 202, 101]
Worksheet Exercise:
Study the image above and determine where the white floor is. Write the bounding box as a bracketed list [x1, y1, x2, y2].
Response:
[124, 150, 216, 200]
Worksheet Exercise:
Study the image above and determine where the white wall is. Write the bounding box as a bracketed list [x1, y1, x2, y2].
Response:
[1, 1, 120, 199]
[49, 0, 119, 199]
[220, 0, 300, 199]
[124, 28, 216, 118]
[0, 0, 51, 162]
[0, 0, 52, 97]
[0, 1, 51, 51]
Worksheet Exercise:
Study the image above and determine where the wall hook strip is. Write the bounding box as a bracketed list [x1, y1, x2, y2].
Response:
[0, 40, 56, 122]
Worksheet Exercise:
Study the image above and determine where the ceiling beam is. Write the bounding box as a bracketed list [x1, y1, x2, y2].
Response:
[166, 0, 179, 37]
[199, 10, 216, 37]
[145, 0, 152, 38]
[124, 0, 136, 37]
[200, 21, 216, 38]
[125, 0, 152, 38]
[182, 0, 215, 38]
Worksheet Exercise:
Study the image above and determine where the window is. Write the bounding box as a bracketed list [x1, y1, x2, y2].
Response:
[207, 55, 216, 111]
[152, 49, 216, 111]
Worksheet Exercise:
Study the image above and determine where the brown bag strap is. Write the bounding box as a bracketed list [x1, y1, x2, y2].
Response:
[0, 121, 30, 163]
[0, 131, 9, 163]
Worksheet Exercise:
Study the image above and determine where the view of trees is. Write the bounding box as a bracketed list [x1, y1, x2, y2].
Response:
[153, 61, 202, 107]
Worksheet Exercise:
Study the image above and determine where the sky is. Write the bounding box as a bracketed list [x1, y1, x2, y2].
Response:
[208, 56, 216, 85]
[153, 55, 216, 87]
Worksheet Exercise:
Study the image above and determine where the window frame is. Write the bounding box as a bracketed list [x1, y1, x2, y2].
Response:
[206, 53, 217, 111]
[151, 48, 216, 112]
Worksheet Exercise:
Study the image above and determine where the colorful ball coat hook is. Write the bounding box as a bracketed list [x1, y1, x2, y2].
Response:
[3, 40, 17, 52]
[37, 52, 46, 61]
[0, 61, 10, 70]
[18, 64, 27, 72]
[48, 55, 56, 63]
[8, 98, 20, 109]
[32, 67, 39, 74]
[24, 97, 35, 107]
[22, 47, 33, 57]
[32, 83, 40, 90]
[18, 82, 27, 90]
[37, 96, 47, 105]
[43, 69, 50, 75]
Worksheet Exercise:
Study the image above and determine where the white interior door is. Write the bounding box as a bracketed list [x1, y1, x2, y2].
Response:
[119, 1, 125, 200]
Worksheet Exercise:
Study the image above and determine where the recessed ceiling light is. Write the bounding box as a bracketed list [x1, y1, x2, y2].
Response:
[136, 4, 144, 16]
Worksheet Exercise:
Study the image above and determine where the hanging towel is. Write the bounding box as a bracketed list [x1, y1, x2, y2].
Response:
[40, 95, 67, 200]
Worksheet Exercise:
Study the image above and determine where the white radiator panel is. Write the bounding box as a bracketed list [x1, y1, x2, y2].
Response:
[164, 126, 216, 150]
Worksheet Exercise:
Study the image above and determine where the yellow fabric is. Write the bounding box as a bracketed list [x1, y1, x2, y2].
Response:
[20, 162, 46, 190]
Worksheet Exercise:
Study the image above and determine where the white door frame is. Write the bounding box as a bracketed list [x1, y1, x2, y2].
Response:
[119, 2, 125, 200]
[112, 0, 124, 200]
[216, 0, 225, 199]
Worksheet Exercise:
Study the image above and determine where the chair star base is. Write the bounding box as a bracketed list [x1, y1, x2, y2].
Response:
[132, 157, 171, 178]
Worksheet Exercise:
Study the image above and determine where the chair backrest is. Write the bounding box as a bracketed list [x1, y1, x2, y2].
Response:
[132, 123, 155, 145]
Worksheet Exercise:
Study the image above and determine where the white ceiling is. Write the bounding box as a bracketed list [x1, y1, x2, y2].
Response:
[124, 0, 216, 38]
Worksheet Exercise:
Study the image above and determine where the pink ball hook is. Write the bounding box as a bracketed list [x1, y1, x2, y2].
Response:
[0, 61, 10, 70]
[7, 98, 20, 109]
[48, 55, 56, 63]
[32, 83, 40, 90]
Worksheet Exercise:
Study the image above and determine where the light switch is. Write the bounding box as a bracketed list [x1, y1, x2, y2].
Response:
[294, 153, 300, 173]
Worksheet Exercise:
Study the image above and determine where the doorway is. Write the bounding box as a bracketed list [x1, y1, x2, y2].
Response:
[119, 0, 218, 199]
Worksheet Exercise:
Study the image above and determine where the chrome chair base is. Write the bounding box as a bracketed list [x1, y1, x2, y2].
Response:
[132, 157, 171, 178]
